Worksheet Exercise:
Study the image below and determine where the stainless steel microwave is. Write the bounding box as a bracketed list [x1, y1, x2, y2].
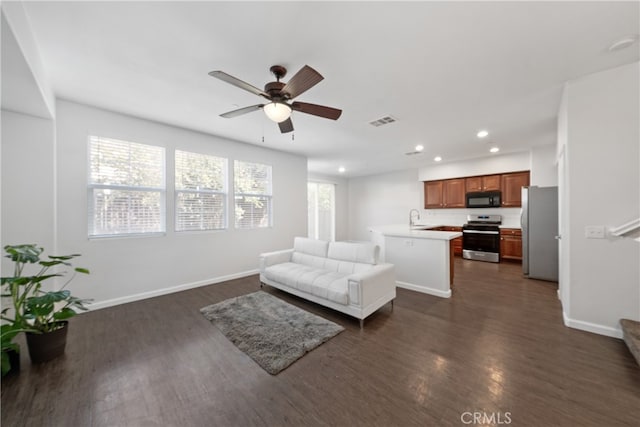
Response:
[466, 191, 501, 208]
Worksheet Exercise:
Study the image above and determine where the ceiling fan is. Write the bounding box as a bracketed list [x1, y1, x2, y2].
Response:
[208, 65, 342, 134]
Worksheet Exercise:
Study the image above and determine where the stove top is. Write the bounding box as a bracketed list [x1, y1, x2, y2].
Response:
[463, 214, 502, 230]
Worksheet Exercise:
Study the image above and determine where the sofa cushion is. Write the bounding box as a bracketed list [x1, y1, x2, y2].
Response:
[263, 262, 349, 305]
[294, 237, 329, 257]
[328, 241, 379, 265]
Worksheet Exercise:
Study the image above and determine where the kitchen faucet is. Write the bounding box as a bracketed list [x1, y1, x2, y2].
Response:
[409, 209, 420, 227]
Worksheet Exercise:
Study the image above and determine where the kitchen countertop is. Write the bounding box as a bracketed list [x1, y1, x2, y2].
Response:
[412, 222, 522, 230]
[369, 224, 462, 240]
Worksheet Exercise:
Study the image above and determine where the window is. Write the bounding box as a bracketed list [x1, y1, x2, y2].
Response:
[234, 160, 272, 228]
[307, 182, 335, 241]
[88, 136, 165, 237]
[175, 150, 227, 231]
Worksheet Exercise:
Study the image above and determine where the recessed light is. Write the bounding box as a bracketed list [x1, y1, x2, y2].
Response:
[434, 156, 442, 162]
[415, 144, 424, 152]
[477, 130, 489, 139]
[338, 166, 346, 173]
[490, 147, 500, 153]
[608, 34, 639, 52]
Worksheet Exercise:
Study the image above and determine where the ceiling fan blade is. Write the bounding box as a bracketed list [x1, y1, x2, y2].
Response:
[280, 65, 324, 99]
[208, 71, 270, 99]
[219, 104, 264, 118]
[278, 117, 294, 133]
[291, 101, 342, 120]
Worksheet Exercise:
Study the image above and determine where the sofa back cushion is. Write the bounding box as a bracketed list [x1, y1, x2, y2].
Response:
[327, 241, 379, 265]
[291, 237, 330, 269]
[290, 238, 380, 275]
[321, 241, 380, 275]
[294, 237, 329, 257]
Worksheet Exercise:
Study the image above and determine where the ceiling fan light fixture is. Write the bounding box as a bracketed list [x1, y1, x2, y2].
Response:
[264, 102, 292, 123]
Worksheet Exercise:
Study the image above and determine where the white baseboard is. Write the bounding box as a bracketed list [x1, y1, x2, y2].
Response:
[86, 269, 259, 311]
[562, 311, 623, 339]
[395, 281, 452, 298]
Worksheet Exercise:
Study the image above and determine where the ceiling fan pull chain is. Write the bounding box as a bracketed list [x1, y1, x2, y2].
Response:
[292, 133, 295, 142]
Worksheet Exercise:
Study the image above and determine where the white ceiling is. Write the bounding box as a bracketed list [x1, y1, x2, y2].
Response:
[20, 1, 640, 177]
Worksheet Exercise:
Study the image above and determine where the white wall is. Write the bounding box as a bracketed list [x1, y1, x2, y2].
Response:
[308, 173, 349, 241]
[561, 61, 639, 337]
[53, 100, 307, 308]
[530, 144, 558, 187]
[1, 110, 56, 277]
[348, 169, 422, 241]
[1, 4, 55, 118]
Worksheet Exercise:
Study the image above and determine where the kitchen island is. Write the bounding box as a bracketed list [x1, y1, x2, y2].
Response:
[369, 225, 462, 298]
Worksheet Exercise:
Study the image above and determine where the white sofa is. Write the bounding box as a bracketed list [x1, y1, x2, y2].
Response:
[259, 237, 396, 327]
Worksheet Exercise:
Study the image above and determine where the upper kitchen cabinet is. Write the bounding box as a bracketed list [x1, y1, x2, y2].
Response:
[501, 171, 530, 207]
[424, 178, 465, 208]
[443, 178, 466, 208]
[424, 180, 444, 208]
[465, 174, 501, 192]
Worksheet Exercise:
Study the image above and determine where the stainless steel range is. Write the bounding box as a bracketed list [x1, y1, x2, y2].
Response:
[462, 214, 502, 263]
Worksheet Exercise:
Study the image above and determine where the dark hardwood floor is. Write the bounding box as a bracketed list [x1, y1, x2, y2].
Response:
[2, 259, 639, 426]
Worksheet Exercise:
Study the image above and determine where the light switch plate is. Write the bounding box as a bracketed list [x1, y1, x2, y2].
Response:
[585, 225, 605, 239]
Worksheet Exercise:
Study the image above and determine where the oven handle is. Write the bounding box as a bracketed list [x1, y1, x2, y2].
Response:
[462, 230, 500, 235]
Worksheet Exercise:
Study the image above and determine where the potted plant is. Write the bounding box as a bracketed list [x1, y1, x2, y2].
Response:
[1, 323, 32, 376]
[1, 244, 90, 367]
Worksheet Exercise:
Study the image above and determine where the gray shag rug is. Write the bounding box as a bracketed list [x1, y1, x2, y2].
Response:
[200, 291, 344, 375]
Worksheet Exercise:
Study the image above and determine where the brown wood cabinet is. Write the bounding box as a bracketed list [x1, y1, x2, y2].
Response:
[424, 181, 444, 208]
[424, 170, 530, 209]
[443, 179, 465, 208]
[500, 228, 522, 261]
[424, 179, 465, 208]
[501, 172, 530, 207]
[465, 174, 501, 192]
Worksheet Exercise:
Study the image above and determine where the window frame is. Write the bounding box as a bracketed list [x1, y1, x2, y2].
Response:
[233, 160, 273, 229]
[307, 180, 336, 241]
[87, 135, 166, 239]
[174, 149, 228, 232]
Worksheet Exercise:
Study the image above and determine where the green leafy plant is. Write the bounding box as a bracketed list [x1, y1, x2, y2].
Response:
[1, 244, 90, 373]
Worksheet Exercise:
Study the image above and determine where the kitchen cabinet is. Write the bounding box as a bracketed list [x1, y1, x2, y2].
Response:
[424, 179, 465, 208]
[500, 228, 522, 261]
[501, 172, 530, 207]
[424, 170, 530, 209]
[424, 181, 444, 208]
[443, 179, 466, 208]
[465, 174, 501, 192]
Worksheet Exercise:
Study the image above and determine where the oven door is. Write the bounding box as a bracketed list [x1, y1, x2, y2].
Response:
[462, 228, 500, 262]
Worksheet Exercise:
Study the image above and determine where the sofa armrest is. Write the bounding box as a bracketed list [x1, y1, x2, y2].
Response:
[259, 249, 294, 272]
[347, 263, 396, 307]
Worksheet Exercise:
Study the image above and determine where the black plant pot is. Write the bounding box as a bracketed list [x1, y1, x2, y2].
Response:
[3, 348, 21, 377]
[26, 321, 68, 364]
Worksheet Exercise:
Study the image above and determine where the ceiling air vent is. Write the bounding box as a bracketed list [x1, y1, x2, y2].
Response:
[405, 151, 423, 156]
[369, 115, 397, 127]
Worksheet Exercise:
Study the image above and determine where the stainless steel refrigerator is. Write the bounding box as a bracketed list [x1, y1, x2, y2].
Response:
[521, 186, 559, 281]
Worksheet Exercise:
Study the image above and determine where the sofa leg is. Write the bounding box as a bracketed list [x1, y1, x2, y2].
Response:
[260, 282, 264, 288]
[391, 300, 394, 310]
[359, 319, 364, 329]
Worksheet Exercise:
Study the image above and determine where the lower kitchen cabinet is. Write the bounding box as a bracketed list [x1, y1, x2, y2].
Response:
[500, 228, 522, 261]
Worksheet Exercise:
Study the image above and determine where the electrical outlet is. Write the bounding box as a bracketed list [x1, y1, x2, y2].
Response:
[585, 225, 605, 239]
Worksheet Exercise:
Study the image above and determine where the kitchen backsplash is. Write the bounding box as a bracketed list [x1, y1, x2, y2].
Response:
[416, 208, 522, 228]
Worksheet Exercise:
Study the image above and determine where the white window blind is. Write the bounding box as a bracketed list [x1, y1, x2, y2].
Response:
[308, 182, 336, 241]
[234, 160, 272, 228]
[88, 136, 165, 237]
[175, 150, 227, 231]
